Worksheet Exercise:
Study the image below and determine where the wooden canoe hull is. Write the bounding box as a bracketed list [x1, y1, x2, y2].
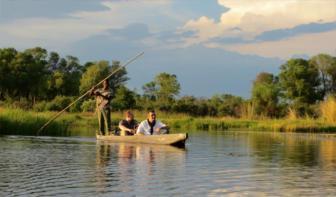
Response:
[96, 133, 188, 147]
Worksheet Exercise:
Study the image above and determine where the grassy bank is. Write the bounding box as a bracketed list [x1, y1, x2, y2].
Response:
[0, 108, 67, 136]
[1, 108, 336, 136]
[0, 108, 99, 136]
[163, 117, 336, 133]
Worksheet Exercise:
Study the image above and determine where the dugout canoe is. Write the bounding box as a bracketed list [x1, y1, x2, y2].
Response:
[96, 133, 188, 147]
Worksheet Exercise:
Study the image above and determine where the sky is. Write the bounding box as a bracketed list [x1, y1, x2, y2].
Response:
[0, 0, 335, 97]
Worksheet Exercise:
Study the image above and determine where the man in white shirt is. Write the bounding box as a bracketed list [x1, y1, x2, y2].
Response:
[136, 110, 169, 135]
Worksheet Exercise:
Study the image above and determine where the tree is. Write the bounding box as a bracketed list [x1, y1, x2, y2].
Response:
[173, 96, 198, 115]
[24, 47, 49, 102]
[24, 47, 47, 61]
[251, 72, 280, 117]
[79, 61, 110, 94]
[0, 47, 50, 102]
[142, 72, 181, 111]
[194, 98, 212, 116]
[279, 58, 322, 115]
[142, 81, 157, 100]
[0, 48, 18, 99]
[154, 73, 180, 100]
[210, 94, 244, 117]
[79, 60, 128, 98]
[310, 54, 336, 96]
[47, 51, 60, 70]
[61, 56, 82, 96]
[109, 61, 129, 96]
[64, 55, 81, 72]
[46, 53, 82, 98]
[8, 50, 48, 102]
[111, 86, 136, 111]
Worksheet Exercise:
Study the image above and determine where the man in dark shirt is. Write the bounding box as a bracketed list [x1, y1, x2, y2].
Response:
[90, 79, 112, 135]
[118, 110, 138, 136]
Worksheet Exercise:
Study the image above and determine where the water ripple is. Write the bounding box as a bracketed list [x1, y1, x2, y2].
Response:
[1, 133, 336, 196]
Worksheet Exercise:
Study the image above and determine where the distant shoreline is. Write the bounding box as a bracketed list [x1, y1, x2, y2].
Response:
[1, 107, 336, 136]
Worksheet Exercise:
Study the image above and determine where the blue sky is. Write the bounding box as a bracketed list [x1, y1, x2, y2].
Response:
[0, 0, 335, 97]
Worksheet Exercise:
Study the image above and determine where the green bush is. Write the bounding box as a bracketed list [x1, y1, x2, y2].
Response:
[4, 98, 32, 109]
[33, 97, 82, 112]
[33, 101, 48, 112]
[81, 99, 96, 112]
[45, 96, 73, 111]
[69, 100, 82, 112]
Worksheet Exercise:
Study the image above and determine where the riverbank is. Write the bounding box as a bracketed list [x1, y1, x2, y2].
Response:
[1, 108, 336, 136]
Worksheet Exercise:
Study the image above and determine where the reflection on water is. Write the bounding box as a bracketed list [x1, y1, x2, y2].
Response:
[1, 132, 336, 196]
[95, 142, 186, 195]
[96, 142, 186, 194]
[246, 132, 336, 169]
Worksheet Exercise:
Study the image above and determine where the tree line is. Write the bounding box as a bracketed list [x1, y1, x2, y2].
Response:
[252, 54, 336, 117]
[0, 47, 335, 118]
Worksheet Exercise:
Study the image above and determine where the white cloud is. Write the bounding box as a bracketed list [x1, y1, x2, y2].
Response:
[182, 0, 336, 45]
[207, 30, 336, 59]
[1, 0, 335, 59]
[0, 0, 178, 49]
[0, 17, 106, 48]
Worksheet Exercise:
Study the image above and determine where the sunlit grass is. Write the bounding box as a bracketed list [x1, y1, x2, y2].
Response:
[1, 107, 336, 136]
[0, 108, 69, 135]
[320, 96, 336, 123]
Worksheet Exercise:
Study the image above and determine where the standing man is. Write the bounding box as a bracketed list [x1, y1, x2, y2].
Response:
[90, 79, 112, 135]
[136, 110, 169, 135]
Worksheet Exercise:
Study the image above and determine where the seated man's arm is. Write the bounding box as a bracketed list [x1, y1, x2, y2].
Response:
[118, 121, 130, 132]
[154, 121, 169, 133]
[136, 122, 145, 135]
[134, 120, 139, 129]
[154, 121, 169, 134]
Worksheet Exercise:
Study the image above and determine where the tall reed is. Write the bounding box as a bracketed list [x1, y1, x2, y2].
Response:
[320, 96, 336, 123]
[287, 107, 298, 120]
[240, 101, 255, 119]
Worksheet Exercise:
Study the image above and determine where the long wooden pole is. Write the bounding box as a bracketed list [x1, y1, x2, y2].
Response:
[37, 52, 144, 135]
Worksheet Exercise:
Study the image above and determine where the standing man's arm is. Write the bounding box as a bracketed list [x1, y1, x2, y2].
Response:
[90, 87, 95, 96]
[90, 87, 99, 96]
[101, 92, 112, 100]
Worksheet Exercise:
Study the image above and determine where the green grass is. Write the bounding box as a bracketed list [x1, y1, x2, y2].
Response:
[0, 108, 69, 136]
[163, 117, 336, 133]
[1, 107, 336, 136]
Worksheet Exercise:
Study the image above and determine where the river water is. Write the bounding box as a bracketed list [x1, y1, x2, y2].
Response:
[1, 131, 336, 196]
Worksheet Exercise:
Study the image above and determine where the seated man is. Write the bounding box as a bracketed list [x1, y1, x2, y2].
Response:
[118, 110, 138, 136]
[136, 110, 169, 135]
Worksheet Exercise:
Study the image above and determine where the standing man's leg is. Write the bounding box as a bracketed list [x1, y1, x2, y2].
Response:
[97, 108, 101, 135]
[101, 109, 110, 135]
[98, 108, 105, 135]
[106, 108, 111, 133]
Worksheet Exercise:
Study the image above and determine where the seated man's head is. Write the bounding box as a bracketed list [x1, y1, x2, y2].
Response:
[125, 110, 134, 121]
[147, 110, 156, 122]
